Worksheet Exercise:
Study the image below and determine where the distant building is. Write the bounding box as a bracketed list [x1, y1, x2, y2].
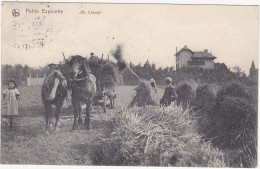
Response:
[249, 61, 258, 78]
[175, 45, 216, 71]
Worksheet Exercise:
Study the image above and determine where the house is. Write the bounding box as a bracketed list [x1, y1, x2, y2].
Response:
[175, 45, 216, 71]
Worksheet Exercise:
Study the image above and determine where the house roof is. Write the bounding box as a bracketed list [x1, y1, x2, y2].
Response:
[192, 51, 216, 59]
[174, 45, 192, 56]
[175, 45, 216, 59]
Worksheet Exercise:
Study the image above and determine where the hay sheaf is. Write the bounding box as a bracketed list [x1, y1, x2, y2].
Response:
[129, 80, 159, 107]
[216, 82, 252, 103]
[205, 82, 257, 167]
[175, 82, 195, 107]
[192, 85, 216, 141]
[212, 83, 256, 147]
[192, 85, 216, 111]
[88, 105, 226, 167]
[88, 56, 122, 90]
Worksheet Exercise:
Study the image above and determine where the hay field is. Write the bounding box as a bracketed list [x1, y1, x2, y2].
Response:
[1, 85, 164, 165]
[1, 83, 256, 167]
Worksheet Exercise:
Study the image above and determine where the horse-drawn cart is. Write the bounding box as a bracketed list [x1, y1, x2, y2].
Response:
[93, 90, 116, 113]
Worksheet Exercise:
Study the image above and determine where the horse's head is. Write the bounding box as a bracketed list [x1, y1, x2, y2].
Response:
[44, 69, 67, 101]
[68, 55, 90, 79]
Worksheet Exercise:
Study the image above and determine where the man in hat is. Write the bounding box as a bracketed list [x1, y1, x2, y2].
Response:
[90, 53, 96, 57]
[160, 77, 177, 106]
[47, 64, 59, 75]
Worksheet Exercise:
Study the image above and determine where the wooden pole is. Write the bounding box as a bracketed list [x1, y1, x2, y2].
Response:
[127, 66, 142, 81]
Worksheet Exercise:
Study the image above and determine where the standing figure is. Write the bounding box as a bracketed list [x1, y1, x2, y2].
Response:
[2, 79, 20, 129]
[47, 64, 59, 74]
[160, 77, 177, 106]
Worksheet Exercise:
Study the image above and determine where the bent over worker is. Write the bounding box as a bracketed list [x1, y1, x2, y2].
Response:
[160, 77, 177, 106]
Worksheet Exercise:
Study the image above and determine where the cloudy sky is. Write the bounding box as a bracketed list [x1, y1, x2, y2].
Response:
[2, 2, 259, 74]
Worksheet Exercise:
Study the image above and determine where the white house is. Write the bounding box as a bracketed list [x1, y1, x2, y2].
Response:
[175, 45, 216, 71]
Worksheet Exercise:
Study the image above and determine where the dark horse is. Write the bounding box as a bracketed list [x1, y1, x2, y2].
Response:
[67, 55, 97, 130]
[41, 68, 68, 132]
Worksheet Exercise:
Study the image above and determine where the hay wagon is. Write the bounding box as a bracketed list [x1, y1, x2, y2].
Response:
[93, 88, 116, 113]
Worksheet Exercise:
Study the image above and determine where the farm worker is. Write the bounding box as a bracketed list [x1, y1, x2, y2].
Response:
[149, 78, 158, 94]
[47, 63, 59, 74]
[2, 79, 20, 130]
[90, 52, 97, 58]
[160, 77, 177, 106]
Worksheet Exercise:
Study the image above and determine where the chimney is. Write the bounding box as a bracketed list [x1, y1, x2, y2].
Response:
[204, 49, 208, 53]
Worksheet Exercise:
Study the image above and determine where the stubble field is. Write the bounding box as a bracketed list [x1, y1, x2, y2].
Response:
[1, 85, 164, 165]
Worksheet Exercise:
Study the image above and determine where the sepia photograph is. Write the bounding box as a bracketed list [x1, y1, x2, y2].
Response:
[1, 1, 258, 168]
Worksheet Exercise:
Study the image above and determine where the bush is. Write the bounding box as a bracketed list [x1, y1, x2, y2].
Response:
[89, 104, 226, 167]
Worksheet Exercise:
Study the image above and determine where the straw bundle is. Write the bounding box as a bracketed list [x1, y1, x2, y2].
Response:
[88, 56, 120, 90]
[175, 82, 195, 107]
[129, 80, 159, 107]
[212, 83, 256, 147]
[89, 105, 226, 167]
[193, 85, 215, 111]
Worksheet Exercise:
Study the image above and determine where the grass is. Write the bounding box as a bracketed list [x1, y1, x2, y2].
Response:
[1, 85, 164, 165]
[1, 83, 257, 167]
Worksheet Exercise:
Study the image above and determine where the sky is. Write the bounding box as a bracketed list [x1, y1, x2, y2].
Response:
[2, 2, 259, 74]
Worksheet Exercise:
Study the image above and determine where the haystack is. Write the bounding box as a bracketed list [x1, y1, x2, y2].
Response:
[216, 82, 251, 103]
[88, 56, 121, 90]
[175, 82, 194, 107]
[129, 80, 159, 107]
[192, 85, 215, 111]
[206, 82, 257, 167]
[192, 85, 216, 139]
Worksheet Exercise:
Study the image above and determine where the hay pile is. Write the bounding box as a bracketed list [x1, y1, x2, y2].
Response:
[192, 85, 216, 139]
[192, 85, 216, 111]
[89, 105, 226, 166]
[88, 56, 122, 90]
[175, 82, 195, 107]
[205, 82, 257, 167]
[212, 83, 256, 147]
[129, 80, 159, 107]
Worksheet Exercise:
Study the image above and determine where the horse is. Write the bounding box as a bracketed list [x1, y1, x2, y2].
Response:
[67, 55, 97, 130]
[41, 68, 68, 133]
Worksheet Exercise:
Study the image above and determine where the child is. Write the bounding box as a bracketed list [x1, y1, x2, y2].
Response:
[160, 77, 177, 106]
[2, 79, 20, 129]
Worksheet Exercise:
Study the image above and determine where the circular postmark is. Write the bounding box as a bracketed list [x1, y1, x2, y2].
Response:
[12, 9, 20, 17]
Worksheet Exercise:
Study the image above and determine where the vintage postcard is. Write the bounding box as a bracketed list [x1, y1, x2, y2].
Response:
[1, 1, 258, 168]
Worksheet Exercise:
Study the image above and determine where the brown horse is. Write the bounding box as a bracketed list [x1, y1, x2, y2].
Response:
[67, 55, 97, 130]
[41, 69, 68, 132]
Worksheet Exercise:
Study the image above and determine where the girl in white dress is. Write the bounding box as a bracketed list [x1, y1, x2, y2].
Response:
[3, 79, 20, 129]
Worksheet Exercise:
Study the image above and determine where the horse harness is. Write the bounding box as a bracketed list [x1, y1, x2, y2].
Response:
[69, 60, 93, 89]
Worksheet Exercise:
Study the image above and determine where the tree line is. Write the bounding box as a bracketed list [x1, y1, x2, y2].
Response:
[1, 60, 256, 86]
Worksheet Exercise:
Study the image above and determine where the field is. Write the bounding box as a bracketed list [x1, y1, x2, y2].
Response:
[1, 83, 256, 167]
[1, 85, 164, 165]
